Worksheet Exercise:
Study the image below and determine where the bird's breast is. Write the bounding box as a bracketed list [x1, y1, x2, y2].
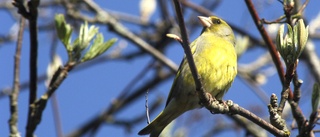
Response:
[193, 38, 237, 98]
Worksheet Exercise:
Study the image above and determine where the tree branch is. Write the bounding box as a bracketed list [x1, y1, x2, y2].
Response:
[26, 62, 75, 136]
[9, 16, 25, 137]
[172, 0, 210, 108]
[244, 0, 292, 115]
[24, 0, 40, 136]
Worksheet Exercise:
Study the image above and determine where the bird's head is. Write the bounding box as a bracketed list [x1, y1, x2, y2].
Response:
[198, 16, 235, 45]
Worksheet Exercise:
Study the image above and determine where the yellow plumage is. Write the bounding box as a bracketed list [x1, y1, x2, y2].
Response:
[138, 16, 237, 137]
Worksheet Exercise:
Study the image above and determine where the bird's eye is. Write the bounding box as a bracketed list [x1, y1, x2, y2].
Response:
[213, 19, 221, 24]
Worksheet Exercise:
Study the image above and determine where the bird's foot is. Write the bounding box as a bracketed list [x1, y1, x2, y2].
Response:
[206, 92, 215, 105]
[208, 100, 231, 114]
[198, 92, 215, 107]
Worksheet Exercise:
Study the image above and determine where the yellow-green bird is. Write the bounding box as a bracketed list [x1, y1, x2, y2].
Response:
[138, 16, 237, 137]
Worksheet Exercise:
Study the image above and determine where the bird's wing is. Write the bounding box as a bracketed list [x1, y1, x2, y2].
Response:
[165, 38, 198, 107]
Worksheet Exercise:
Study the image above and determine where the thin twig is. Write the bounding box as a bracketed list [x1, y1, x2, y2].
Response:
[51, 94, 63, 137]
[49, 25, 63, 137]
[105, 97, 163, 130]
[172, 0, 208, 105]
[12, 0, 30, 19]
[145, 90, 150, 124]
[25, 0, 40, 136]
[292, 72, 302, 103]
[244, 0, 293, 115]
[283, 1, 309, 133]
[227, 101, 288, 137]
[297, 0, 309, 16]
[200, 99, 289, 137]
[244, 0, 285, 90]
[27, 62, 75, 136]
[9, 16, 25, 137]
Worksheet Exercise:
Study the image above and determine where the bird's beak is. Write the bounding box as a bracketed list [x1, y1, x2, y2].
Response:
[198, 16, 212, 27]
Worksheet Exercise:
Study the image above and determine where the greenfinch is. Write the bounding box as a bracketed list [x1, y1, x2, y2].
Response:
[138, 16, 237, 137]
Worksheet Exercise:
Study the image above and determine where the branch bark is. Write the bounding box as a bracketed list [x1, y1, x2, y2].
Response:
[9, 16, 25, 137]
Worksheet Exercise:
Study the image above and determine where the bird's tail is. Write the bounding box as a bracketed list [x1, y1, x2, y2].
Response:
[138, 103, 186, 137]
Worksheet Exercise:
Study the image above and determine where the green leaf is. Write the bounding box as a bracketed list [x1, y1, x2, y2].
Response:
[283, 24, 294, 65]
[312, 83, 320, 113]
[75, 22, 99, 52]
[71, 22, 101, 62]
[81, 36, 117, 62]
[296, 19, 309, 58]
[87, 25, 99, 42]
[78, 22, 88, 51]
[54, 14, 73, 50]
[276, 24, 284, 55]
[71, 36, 82, 62]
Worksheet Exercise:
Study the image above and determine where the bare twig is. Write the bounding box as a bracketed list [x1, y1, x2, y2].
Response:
[244, 0, 292, 116]
[8, 16, 25, 137]
[49, 33, 63, 137]
[209, 100, 289, 137]
[20, 0, 40, 136]
[172, 0, 208, 106]
[51, 94, 63, 137]
[297, 0, 309, 16]
[283, 1, 310, 133]
[12, 0, 30, 19]
[145, 90, 150, 124]
[106, 97, 163, 131]
[292, 73, 302, 103]
[27, 62, 76, 136]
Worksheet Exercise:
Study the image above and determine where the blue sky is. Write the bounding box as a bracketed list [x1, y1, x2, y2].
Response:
[1, 0, 320, 137]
